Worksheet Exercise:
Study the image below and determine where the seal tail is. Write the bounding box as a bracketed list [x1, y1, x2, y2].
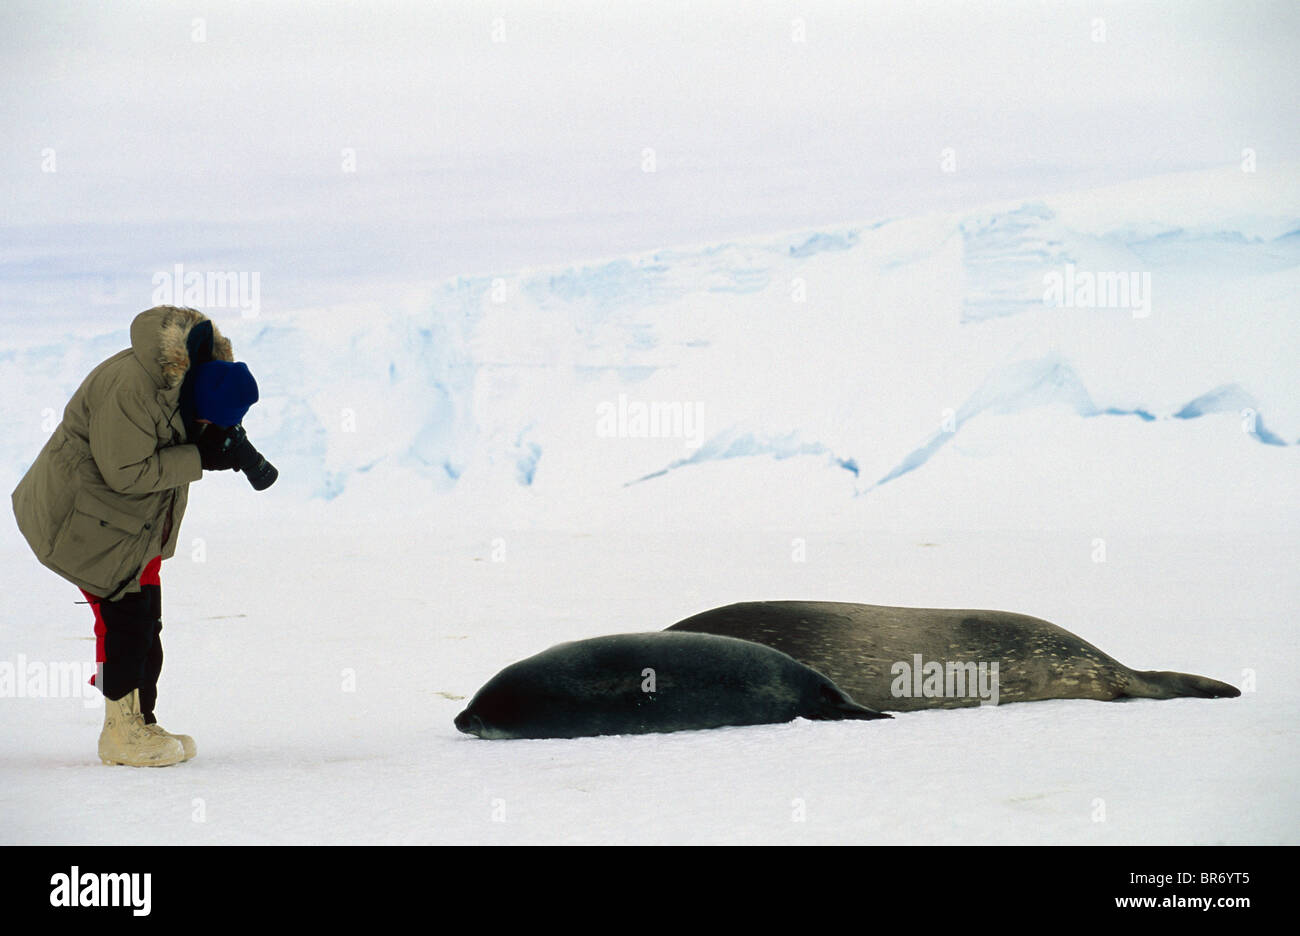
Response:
[812, 686, 893, 721]
[1124, 670, 1241, 700]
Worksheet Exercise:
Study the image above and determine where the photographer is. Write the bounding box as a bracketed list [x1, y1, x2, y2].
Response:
[11, 305, 272, 767]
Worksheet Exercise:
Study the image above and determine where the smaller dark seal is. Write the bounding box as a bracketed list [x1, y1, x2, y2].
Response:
[455, 631, 891, 739]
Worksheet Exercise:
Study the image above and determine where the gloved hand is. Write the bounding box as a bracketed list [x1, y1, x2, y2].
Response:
[194, 424, 238, 471]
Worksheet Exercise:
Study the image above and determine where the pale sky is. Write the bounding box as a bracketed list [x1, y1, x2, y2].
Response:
[2, 0, 1297, 321]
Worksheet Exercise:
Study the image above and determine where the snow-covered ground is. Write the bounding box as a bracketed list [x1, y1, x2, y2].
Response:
[1, 522, 1293, 844]
[2, 161, 1297, 844]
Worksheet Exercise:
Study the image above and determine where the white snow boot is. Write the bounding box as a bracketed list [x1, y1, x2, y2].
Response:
[98, 690, 186, 767]
[145, 722, 197, 762]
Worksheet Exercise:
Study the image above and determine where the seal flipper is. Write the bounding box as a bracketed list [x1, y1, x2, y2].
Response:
[810, 685, 893, 721]
[1123, 670, 1241, 700]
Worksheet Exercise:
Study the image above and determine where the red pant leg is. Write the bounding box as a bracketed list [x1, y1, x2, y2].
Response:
[79, 587, 106, 688]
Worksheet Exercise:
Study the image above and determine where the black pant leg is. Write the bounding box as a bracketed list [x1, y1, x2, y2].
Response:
[98, 586, 161, 708]
[137, 585, 163, 724]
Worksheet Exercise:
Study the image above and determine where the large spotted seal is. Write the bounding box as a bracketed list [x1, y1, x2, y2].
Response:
[668, 601, 1240, 712]
[454, 631, 891, 739]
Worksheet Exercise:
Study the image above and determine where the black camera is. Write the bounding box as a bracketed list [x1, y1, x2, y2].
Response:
[209, 424, 278, 490]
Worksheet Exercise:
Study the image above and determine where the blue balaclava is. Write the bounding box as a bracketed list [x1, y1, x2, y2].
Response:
[192, 360, 259, 427]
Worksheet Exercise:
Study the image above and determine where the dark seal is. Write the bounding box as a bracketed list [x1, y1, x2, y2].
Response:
[668, 601, 1241, 712]
[455, 631, 891, 739]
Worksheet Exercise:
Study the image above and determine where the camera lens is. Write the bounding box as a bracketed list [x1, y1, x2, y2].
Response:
[228, 426, 278, 490]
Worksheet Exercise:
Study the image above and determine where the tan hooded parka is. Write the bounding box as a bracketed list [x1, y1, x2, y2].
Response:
[12, 306, 233, 599]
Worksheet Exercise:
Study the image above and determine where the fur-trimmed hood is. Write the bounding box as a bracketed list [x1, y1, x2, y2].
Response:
[130, 305, 234, 391]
